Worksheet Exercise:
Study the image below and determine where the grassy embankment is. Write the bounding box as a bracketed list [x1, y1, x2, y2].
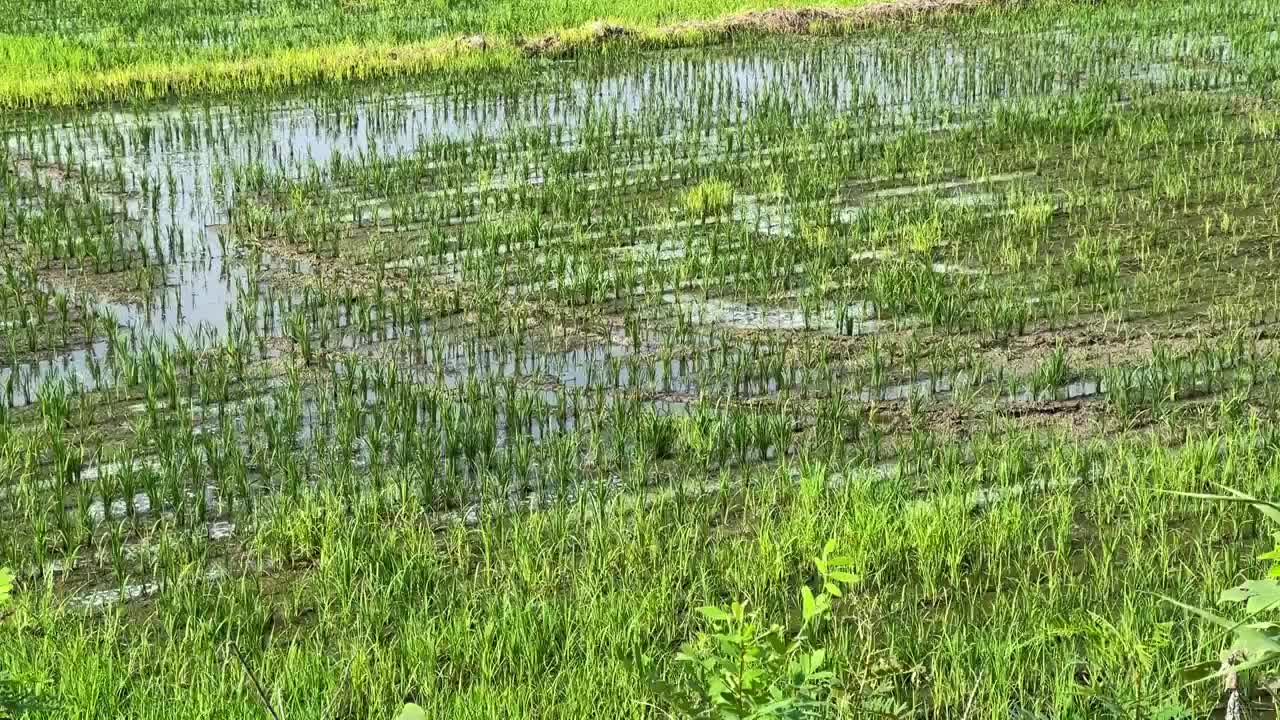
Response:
[0, 0, 908, 108]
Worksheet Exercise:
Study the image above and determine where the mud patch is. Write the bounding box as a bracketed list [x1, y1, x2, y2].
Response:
[521, 0, 993, 56]
[709, 0, 991, 34]
[524, 22, 636, 56]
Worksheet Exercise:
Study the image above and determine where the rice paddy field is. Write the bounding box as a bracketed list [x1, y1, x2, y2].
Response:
[3, 0, 1280, 717]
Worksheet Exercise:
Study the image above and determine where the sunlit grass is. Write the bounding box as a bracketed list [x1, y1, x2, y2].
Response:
[1, 0, 1280, 717]
[0, 0, 888, 108]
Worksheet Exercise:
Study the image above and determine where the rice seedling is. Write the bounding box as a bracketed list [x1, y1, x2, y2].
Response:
[683, 179, 736, 219]
[2, 0, 1280, 716]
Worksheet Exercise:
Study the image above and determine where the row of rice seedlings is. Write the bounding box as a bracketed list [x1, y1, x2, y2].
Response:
[3, 12, 1261, 336]
[213, 84, 1275, 328]
[2, 6, 1280, 714]
[8, 285, 1280, 578]
[0, 139, 1269, 425]
[0, 0, 1273, 108]
[9, 420, 1280, 716]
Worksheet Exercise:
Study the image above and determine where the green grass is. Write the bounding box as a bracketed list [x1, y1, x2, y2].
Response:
[684, 179, 736, 218]
[0, 435, 1263, 718]
[0, 0, 887, 109]
[3, 0, 1280, 717]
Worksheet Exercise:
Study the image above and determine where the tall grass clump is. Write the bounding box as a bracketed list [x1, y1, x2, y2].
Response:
[0, 567, 44, 717]
[685, 179, 735, 218]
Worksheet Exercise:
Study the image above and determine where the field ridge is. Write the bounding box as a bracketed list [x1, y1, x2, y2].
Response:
[0, 0, 996, 110]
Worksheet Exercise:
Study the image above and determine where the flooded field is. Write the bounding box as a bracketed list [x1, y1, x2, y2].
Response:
[4, 2, 1280, 718]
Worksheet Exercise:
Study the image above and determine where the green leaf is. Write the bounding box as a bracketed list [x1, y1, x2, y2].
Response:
[0, 567, 12, 606]
[1162, 594, 1271, 639]
[1178, 660, 1221, 685]
[1221, 643, 1280, 679]
[764, 631, 788, 657]
[698, 605, 732, 623]
[643, 675, 697, 716]
[823, 538, 837, 558]
[801, 586, 817, 622]
[1218, 485, 1280, 527]
[829, 570, 860, 585]
[1220, 579, 1280, 615]
[811, 648, 826, 671]
[1161, 594, 1280, 683]
[396, 703, 427, 720]
[1161, 486, 1280, 527]
[1231, 628, 1280, 660]
[1153, 701, 1190, 720]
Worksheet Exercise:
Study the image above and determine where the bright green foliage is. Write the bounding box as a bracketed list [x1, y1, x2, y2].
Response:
[0, 0, 882, 109]
[1, 568, 42, 719]
[396, 703, 428, 720]
[684, 180, 735, 218]
[1164, 487, 1280, 681]
[639, 541, 882, 719]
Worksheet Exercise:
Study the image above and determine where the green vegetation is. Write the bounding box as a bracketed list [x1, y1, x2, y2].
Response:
[1163, 489, 1280, 705]
[685, 179, 736, 218]
[638, 541, 886, 719]
[0, 0, 889, 109]
[1, 566, 43, 718]
[395, 705, 427, 720]
[3, 0, 1280, 717]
